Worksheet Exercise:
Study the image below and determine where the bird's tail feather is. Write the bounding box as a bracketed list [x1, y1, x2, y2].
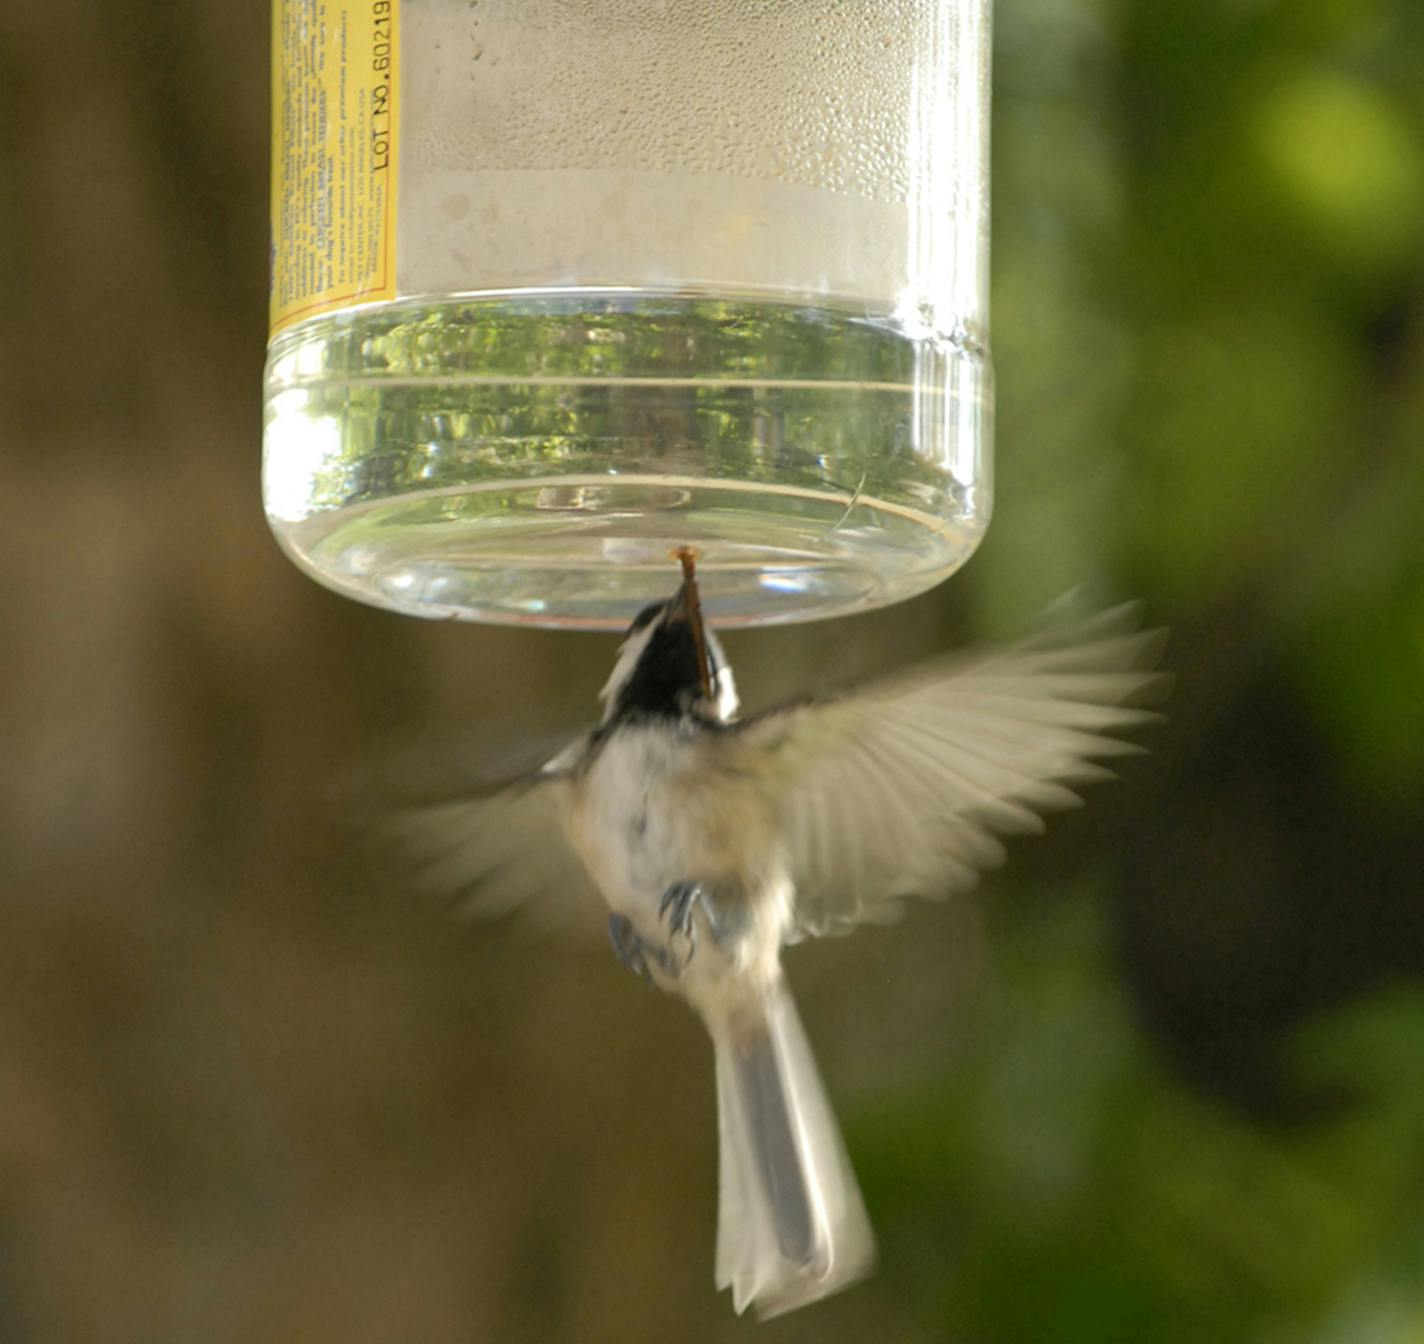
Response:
[710, 977, 876, 1317]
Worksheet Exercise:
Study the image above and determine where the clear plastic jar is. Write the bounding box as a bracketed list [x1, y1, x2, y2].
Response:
[265, 0, 992, 627]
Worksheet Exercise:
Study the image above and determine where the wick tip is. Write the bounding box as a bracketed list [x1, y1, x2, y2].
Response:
[672, 546, 698, 581]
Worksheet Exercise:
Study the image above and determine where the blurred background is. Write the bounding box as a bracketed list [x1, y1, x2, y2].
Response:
[4, 0, 1423, 1340]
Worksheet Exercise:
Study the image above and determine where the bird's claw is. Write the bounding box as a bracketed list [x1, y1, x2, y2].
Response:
[608, 914, 653, 985]
[660, 880, 703, 949]
[608, 914, 681, 985]
[659, 880, 749, 957]
[609, 884, 737, 986]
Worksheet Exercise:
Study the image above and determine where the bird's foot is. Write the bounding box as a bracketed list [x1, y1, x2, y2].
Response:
[611, 885, 745, 986]
[659, 880, 747, 957]
[607, 914, 678, 985]
[660, 880, 704, 950]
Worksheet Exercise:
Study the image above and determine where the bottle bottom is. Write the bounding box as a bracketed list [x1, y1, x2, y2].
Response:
[270, 475, 982, 627]
[263, 293, 990, 627]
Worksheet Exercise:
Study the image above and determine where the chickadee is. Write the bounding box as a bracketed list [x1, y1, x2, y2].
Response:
[403, 557, 1167, 1318]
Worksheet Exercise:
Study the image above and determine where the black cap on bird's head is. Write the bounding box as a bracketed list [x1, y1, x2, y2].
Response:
[599, 556, 738, 725]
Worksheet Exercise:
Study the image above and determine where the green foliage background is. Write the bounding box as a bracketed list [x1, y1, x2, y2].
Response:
[873, 3, 1424, 1337]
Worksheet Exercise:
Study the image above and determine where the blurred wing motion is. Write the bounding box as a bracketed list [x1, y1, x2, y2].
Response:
[739, 603, 1169, 940]
[392, 740, 604, 933]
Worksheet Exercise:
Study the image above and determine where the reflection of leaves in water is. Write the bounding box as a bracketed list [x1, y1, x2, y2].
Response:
[270, 297, 964, 512]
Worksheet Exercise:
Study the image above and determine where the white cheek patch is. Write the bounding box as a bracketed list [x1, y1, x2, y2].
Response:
[600, 613, 740, 723]
[706, 631, 741, 721]
[600, 618, 660, 717]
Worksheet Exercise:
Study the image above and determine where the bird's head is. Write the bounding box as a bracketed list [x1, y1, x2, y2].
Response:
[599, 569, 739, 726]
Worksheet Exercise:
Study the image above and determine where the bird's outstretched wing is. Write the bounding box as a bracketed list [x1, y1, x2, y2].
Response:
[737, 605, 1169, 941]
[388, 738, 605, 935]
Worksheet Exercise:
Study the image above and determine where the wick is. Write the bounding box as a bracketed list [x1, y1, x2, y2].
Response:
[672, 546, 714, 701]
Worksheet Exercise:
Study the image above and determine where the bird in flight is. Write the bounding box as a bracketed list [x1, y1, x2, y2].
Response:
[401, 551, 1167, 1317]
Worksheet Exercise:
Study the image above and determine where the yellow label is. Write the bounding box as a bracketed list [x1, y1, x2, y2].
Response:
[269, 0, 399, 335]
